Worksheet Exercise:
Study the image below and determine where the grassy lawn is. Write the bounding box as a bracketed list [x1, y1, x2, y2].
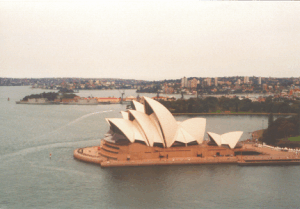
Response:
[288, 136, 300, 141]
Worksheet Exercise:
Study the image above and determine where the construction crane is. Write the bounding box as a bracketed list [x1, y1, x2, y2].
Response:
[118, 89, 125, 104]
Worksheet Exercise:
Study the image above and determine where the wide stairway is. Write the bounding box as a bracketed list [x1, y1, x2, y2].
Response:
[99, 141, 120, 160]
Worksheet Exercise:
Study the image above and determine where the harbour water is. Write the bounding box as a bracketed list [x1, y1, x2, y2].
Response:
[1, 86, 299, 209]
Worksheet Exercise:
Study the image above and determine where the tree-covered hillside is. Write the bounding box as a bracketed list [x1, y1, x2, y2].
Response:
[159, 96, 300, 114]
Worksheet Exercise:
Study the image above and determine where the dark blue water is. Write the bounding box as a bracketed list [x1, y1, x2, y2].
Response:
[1, 86, 299, 209]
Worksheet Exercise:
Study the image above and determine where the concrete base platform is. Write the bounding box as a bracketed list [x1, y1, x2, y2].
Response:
[73, 147, 106, 165]
[73, 143, 300, 168]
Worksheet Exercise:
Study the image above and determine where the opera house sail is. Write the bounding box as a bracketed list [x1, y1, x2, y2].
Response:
[105, 97, 212, 148]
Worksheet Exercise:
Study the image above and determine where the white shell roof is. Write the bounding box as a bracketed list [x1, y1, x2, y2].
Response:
[207, 132, 222, 146]
[132, 100, 145, 113]
[131, 120, 149, 146]
[222, 131, 243, 149]
[179, 118, 206, 144]
[174, 127, 196, 144]
[144, 97, 178, 147]
[149, 113, 164, 140]
[107, 118, 149, 145]
[121, 111, 129, 120]
[180, 128, 197, 143]
[173, 128, 186, 144]
[107, 118, 135, 143]
[207, 131, 243, 149]
[128, 110, 164, 146]
[106, 96, 242, 149]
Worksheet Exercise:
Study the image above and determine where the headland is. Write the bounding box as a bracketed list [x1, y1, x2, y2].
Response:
[15, 92, 135, 105]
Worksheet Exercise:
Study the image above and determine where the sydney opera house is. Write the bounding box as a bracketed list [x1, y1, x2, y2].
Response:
[104, 97, 243, 149]
[74, 96, 300, 167]
[96, 97, 251, 163]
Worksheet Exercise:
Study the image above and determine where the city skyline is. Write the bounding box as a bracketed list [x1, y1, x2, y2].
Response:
[1, 1, 300, 80]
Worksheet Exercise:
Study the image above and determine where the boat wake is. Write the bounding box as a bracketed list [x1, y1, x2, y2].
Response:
[64, 110, 113, 128]
[28, 162, 93, 177]
[27, 110, 113, 143]
[0, 110, 113, 162]
[0, 139, 99, 161]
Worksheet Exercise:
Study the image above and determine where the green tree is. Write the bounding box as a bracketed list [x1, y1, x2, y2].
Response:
[187, 98, 195, 113]
[262, 117, 298, 145]
[219, 96, 231, 111]
[298, 109, 300, 135]
[252, 102, 262, 113]
[290, 103, 300, 113]
[278, 120, 296, 139]
[204, 97, 218, 112]
[278, 102, 291, 113]
[239, 98, 252, 112]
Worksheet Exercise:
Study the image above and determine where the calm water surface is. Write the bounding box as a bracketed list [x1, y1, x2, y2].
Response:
[0, 86, 299, 209]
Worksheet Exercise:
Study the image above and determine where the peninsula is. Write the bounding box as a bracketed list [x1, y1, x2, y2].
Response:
[16, 92, 135, 105]
[74, 97, 300, 167]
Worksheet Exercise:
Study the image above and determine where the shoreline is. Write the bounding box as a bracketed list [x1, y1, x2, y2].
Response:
[16, 101, 129, 105]
[13, 101, 298, 116]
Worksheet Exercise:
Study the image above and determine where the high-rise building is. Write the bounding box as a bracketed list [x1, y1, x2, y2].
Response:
[214, 77, 218, 86]
[181, 77, 188, 88]
[202, 78, 211, 87]
[206, 78, 211, 86]
[187, 80, 191, 88]
[244, 76, 249, 84]
[258, 77, 261, 85]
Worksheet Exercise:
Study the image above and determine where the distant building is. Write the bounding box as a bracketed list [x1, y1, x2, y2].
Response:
[78, 98, 98, 104]
[190, 78, 198, 89]
[163, 83, 174, 94]
[96, 97, 121, 103]
[27, 98, 48, 104]
[214, 77, 218, 86]
[181, 77, 188, 88]
[152, 96, 175, 101]
[206, 78, 211, 86]
[244, 76, 249, 84]
[263, 84, 268, 90]
[258, 77, 261, 85]
[226, 81, 232, 86]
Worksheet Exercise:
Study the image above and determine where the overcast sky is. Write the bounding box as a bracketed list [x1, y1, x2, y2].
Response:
[1, 1, 300, 80]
